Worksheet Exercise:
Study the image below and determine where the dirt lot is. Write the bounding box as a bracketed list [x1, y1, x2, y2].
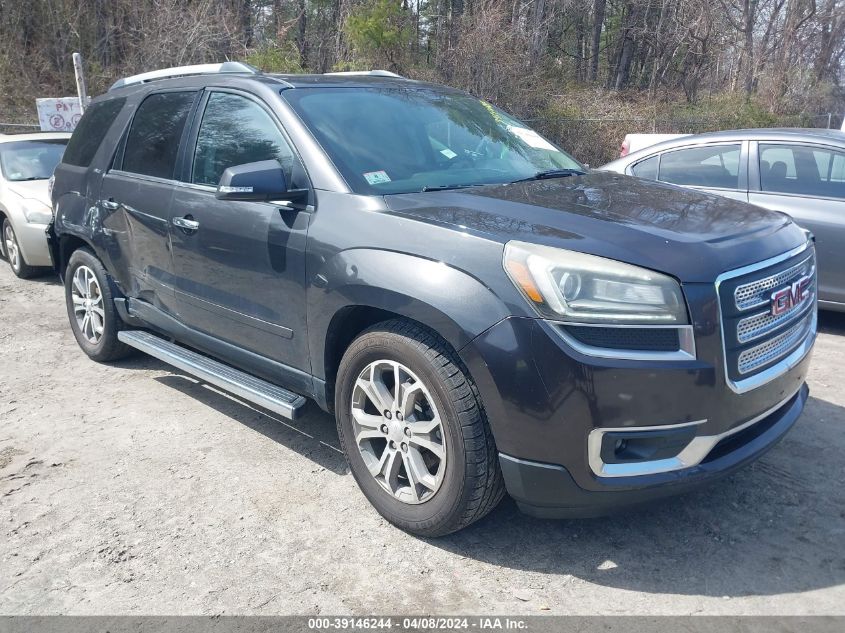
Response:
[0, 262, 844, 616]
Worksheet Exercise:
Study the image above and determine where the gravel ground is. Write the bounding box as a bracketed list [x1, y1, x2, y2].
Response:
[0, 262, 844, 616]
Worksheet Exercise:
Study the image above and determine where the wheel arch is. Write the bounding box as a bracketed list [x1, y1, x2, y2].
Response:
[55, 232, 96, 279]
[311, 249, 512, 411]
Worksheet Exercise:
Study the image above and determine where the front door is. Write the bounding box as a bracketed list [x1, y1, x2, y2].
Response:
[749, 142, 845, 306]
[168, 90, 312, 375]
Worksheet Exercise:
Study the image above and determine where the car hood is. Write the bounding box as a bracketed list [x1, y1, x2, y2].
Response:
[5, 179, 51, 207]
[383, 171, 807, 283]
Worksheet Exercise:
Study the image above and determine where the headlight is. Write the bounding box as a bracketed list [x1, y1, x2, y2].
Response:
[504, 241, 688, 324]
[20, 199, 53, 224]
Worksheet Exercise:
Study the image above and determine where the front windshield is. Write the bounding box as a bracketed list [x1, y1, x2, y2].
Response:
[0, 139, 68, 182]
[283, 87, 583, 194]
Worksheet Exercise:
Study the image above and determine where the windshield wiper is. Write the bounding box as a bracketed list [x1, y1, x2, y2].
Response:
[510, 168, 586, 183]
[421, 184, 475, 192]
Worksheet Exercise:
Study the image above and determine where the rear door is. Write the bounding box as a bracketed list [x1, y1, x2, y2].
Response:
[97, 90, 199, 314]
[168, 89, 312, 378]
[748, 141, 845, 305]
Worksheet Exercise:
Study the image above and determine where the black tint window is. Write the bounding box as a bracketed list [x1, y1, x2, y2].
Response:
[122, 92, 195, 179]
[192, 92, 300, 187]
[760, 144, 845, 199]
[62, 99, 125, 167]
[658, 144, 741, 189]
[631, 155, 658, 179]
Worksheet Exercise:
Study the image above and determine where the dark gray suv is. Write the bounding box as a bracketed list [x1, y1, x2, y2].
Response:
[50, 64, 817, 536]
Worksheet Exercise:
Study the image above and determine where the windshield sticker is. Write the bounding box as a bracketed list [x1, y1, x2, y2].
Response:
[440, 148, 458, 159]
[363, 170, 392, 185]
[506, 125, 557, 152]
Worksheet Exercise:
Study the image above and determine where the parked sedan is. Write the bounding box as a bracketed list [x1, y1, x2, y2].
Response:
[599, 128, 845, 312]
[0, 132, 70, 278]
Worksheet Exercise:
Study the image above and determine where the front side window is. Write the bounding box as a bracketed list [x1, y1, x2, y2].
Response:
[0, 139, 68, 182]
[658, 144, 741, 189]
[192, 92, 301, 188]
[62, 98, 125, 167]
[282, 87, 582, 194]
[121, 91, 196, 179]
[760, 143, 845, 199]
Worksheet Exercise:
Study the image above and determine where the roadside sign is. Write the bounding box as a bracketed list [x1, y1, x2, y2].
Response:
[35, 97, 85, 132]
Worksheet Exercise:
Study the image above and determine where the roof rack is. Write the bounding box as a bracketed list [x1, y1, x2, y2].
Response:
[109, 61, 259, 91]
[323, 70, 404, 78]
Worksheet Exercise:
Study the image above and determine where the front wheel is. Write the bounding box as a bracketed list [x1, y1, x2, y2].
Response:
[3, 219, 39, 279]
[335, 319, 504, 536]
[64, 248, 132, 362]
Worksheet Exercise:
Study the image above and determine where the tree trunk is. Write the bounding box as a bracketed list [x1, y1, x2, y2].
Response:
[296, 0, 308, 68]
[613, 3, 639, 90]
[588, 0, 606, 81]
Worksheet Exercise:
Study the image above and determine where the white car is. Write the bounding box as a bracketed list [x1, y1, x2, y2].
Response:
[620, 133, 689, 157]
[0, 133, 70, 278]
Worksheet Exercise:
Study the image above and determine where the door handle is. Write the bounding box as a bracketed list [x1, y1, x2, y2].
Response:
[172, 216, 200, 231]
[100, 198, 120, 210]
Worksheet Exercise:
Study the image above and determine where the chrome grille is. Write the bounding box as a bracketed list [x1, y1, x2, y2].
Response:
[718, 245, 817, 392]
[737, 310, 814, 375]
[733, 254, 814, 311]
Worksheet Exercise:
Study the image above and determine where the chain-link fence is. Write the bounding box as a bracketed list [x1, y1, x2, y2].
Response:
[525, 113, 845, 168]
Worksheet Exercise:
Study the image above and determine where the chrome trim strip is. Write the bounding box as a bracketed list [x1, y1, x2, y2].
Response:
[551, 322, 696, 362]
[587, 387, 801, 478]
[715, 241, 816, 394]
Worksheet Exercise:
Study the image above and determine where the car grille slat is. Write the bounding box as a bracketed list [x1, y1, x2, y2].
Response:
[737, 311, 814, 375]
[733, 254, 814, 311]
[718, 247, 816, 390]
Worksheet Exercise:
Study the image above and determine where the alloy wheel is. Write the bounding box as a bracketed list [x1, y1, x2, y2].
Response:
[71, 265, 105, 344]
[351, 360, 447, 504]
[4, 224, 20, 272]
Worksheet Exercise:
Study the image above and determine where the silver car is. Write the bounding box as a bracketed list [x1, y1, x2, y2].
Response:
[0, 132, 70, 278]
[599, 128, 845, 311]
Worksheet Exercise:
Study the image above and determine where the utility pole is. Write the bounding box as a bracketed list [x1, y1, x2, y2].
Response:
[72, 52, 88, 113]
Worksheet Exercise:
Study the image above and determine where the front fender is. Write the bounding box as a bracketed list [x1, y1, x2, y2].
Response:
[307, 248, 512, 380]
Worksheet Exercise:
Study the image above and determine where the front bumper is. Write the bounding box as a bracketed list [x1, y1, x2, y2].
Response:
[10, 220, 51, 267]
[499, 383, 807, 517]
[458, 303, 813, 516]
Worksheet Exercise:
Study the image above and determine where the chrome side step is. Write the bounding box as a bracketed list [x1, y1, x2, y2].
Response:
[117, 330, 307, 419]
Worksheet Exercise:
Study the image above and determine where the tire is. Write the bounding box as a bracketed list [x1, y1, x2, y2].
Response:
[335, 319, 504, 537]
[64, 248, 132, 362]
[3, 219, 40, 279]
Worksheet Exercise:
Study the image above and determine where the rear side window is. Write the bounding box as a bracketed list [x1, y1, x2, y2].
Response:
[760, 143, 845, 199]
[62, 99, 125, 167]
[631, 155, 658, 179]
[658, 144, 741, 189]
[121, 92, 196, 179]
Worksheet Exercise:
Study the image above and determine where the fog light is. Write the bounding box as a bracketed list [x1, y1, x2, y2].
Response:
[600, 426, 696, 464]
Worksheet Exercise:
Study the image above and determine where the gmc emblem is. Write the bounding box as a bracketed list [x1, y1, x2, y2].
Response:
[770, 275, 812, 316]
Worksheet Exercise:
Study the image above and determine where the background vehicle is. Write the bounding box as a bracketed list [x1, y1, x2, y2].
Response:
[50, 65, 815, 536]
[619, 133, 689, 157]
[600, 128, 845, 312]
[0, 132, 70, 278]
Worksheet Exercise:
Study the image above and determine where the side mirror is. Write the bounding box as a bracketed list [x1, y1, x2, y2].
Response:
[215, 159, 308, 204]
